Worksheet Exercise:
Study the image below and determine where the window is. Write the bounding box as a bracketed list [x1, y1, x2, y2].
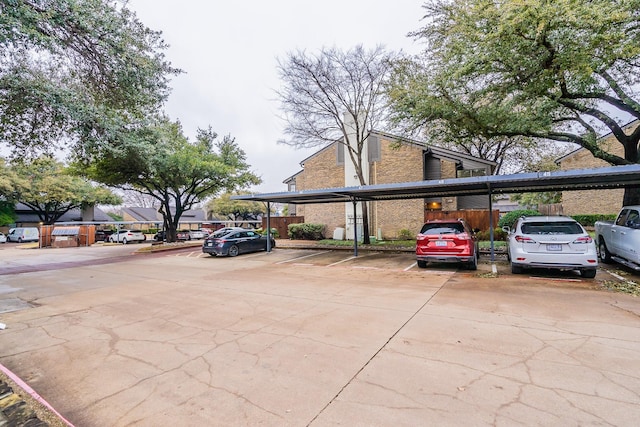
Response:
[457, 168, 487, 178]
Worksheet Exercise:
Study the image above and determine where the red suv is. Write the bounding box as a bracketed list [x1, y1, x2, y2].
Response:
[416, 219, 479, 270]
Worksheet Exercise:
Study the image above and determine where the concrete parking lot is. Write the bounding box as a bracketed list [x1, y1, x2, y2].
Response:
[0, 243, 639, 426]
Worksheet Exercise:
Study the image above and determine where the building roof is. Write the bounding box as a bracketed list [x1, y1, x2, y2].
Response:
[296, 130, 497, 169]
[233, 164, 640, 205]
[14, 203, 114, 223]
[556, 119, 639, 164]
[121, 207, 160, 222]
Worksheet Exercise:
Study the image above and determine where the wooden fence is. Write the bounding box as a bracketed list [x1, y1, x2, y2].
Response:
[424, 210, 499, 231]
[261, 216, 304, 238]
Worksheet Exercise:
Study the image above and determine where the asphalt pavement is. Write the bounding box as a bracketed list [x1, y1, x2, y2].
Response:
[0, 242, 639, 426]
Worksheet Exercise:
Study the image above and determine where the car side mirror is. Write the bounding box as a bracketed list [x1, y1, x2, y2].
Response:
[501, 226, 510, 233]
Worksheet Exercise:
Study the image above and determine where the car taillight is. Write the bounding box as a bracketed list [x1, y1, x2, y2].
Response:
[416, 234, 428, 241]
[572, 236, 593, 244]
[514, 235, 536, 243]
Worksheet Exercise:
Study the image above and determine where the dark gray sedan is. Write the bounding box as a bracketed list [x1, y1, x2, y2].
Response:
[202, 229, 275, 257]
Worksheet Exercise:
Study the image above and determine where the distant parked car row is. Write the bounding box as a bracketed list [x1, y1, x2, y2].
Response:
[0, 227, 40, 243]
[414, 215, 598, 278]
[154, 229, 211, 241]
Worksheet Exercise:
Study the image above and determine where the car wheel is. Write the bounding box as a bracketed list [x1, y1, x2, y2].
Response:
[598, 240, 612, 263]
[122, 238, 128, 245]
[17, 238, 23, 243]
[228, 245, 239, 257]
[467, 253, 478, 270]
[417, 260, 427, 268]
[511, 264, 523, 274]
[582, 269, 597, 279]
[208, 253, 216, 257]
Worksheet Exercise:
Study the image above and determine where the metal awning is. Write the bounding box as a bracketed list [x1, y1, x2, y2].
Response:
[233, 164, 640, 205]
[233, 164, 640, 258]
[52, 226, 81, 236]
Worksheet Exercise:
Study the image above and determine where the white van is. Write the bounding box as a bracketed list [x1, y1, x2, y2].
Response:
[7, 227, 40, 243]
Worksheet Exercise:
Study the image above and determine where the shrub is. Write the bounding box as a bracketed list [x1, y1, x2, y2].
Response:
[570, 214, 617, 227]
[475, 227, 507, 241]
[256, 227, 280, 238]
[288, 223, 325, 240]
[397, 228, 414, 240]
[497, 209, 541, 229]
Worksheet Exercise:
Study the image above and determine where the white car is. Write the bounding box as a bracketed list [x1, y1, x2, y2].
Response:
[108, 229, 146, 244]
[504, 216, 598, 278]
[0, 232, 6, 243]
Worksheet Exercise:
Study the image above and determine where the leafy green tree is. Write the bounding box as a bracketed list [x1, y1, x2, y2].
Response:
[207, 192, 267, 226]
[388, 0, 640, 205]
[81, 119, 261, 242]
[8, 157, 122, 224]
[0, 0, 179, 159]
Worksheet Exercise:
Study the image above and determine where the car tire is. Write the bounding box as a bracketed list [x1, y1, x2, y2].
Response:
[17, 238, 23, 243]
[582, 269, 597, 279]
[208, 253, 216, 257]
[598, 240, 612, 263]
[417, 260, 427, 268]
[122, 238, 128, 245]
[511, 264, 523, 274]
[467, 253, 478, 270]
[228, 245, 239, 257]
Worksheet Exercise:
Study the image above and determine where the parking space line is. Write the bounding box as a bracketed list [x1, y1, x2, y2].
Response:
[404, 262, 416, 271]
[276, 251, 332, 264]
[327, 252, 376, 266]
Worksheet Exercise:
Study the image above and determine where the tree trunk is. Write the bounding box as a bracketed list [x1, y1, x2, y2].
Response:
[361, 201, 371, 244]
[623, 186, 640, 206]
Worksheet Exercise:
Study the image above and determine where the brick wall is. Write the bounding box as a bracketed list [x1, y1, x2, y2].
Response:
[560, 128, 631, 215]
[295, 144, 346, 235]
[369, 138, 424, 238]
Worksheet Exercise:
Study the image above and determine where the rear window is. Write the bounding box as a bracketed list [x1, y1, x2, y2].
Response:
[420, 223, 464, 234]
[520, 221, 583, 235]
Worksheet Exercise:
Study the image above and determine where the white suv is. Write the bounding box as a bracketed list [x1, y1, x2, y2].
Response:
[504, 216, 598, 278]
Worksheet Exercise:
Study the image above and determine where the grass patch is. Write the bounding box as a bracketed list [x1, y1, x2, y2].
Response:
[600, 280, 640, 296]
[479, 241, 506, 249]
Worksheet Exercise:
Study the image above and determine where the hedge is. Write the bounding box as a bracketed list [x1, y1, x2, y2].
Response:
[288, 223, 325, 240]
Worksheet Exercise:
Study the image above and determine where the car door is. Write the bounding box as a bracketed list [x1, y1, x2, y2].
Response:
[619, 208, 640, 262]
[610, 209, 629, 254]
[244, 231, 263, 252]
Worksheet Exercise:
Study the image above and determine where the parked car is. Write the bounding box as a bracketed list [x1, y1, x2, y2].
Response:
[202, 229, 275, 257]
[0, 232, 6, 243]
[504, 216, 598, 278]
[188, 229, 206, 240]
[108, 229, 146, 244]
[415, 219, 479, 270]
[6, 227, 40, 243]
[595, 206, 640, 271]
[153, 230, 166, 241]
[176, 230, 194, 240]
[211, 227, 245, 238]
[94, 229, 114, 242]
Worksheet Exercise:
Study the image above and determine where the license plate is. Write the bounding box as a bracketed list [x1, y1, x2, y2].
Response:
[435, 240, 447, 247]
[546, 244, 562, 251]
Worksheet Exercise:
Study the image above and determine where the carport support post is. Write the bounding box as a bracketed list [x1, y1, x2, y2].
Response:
[488, 185, 495, 262]
[266, 202, 272, 253]
[352, 198, 358, 257]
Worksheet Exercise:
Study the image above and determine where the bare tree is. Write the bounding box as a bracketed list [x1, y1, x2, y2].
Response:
[276, 45, 397, 244]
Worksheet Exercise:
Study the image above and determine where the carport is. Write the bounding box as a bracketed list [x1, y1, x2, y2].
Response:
[233, 164, 640, 259]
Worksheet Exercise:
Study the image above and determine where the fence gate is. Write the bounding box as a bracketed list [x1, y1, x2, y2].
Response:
[262, 216, 304, 238]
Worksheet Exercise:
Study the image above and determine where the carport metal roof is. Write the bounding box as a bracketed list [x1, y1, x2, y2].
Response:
[233, 164, 640, 205]
[233, 164, 640, 259]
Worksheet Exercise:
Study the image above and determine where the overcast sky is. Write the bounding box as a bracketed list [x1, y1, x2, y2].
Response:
[127, 0, 426, 193]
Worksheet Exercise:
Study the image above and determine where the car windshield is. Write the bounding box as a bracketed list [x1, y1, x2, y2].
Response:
[420, 223, 464, 234]
[521, 221, 583, 235]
